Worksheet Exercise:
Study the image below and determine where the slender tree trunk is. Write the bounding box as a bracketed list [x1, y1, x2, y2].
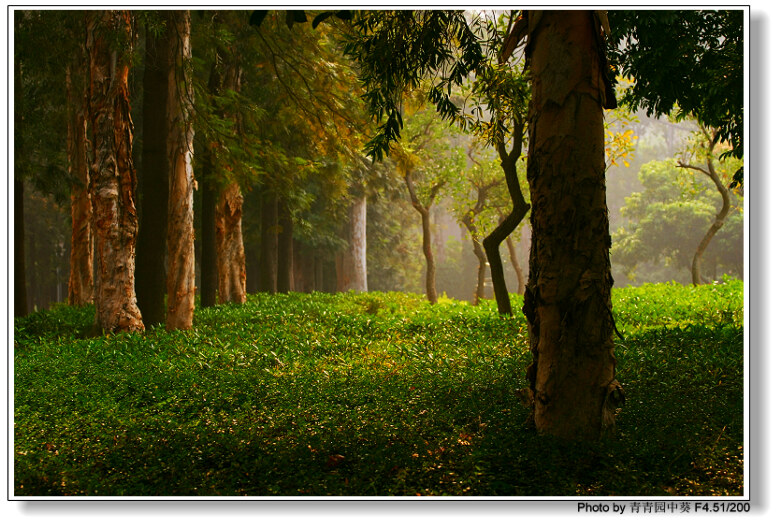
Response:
[14, 179, 28, 317]
[165, 10, 196, 330]
[483, 141, 530, 316]
[404, 171, 439, 304]
[14, 57, 29, 317]
[277, 200, 294, 293]
[259, 189, 278, 293]
[506, 232, 525, 293]
[681, 131, 731, 286]
[66, 63, 94, 306]
[522, 10, 622, 440]
[86, 10, 144, 333]
[136, 19, 169, 326]
[216, 182, 247, 303]
[200, 158, 218, 307]
[336, 194, 368, 292]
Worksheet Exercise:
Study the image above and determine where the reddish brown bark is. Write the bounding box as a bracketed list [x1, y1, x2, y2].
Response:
[215, 182, 247, 304]
[165, 10, 196, 330]
[522, 10, 622, 440]
[86, 10, 144, 333]
[66, 62, 93, 306]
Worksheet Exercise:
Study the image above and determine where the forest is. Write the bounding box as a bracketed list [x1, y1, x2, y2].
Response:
[13, 9, 744, 498]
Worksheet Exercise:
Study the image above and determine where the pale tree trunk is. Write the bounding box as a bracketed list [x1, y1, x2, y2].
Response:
[277, 201, 294, 293]
[165, 10, 196, 330]
[522, 10, 622, 440]
[67, 62, 94, 306]
[679, 129, 731, 286]
[336, 195, 368, 292]
[216, 182, 247, 303]
[86, 10, 144, 333]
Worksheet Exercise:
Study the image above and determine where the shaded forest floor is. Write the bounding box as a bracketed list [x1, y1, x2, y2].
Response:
[14, 280, 744, 496]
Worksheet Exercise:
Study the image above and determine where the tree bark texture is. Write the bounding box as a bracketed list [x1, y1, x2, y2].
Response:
[136, 19, 170, 326]
[86, 10, 144, 333]
[336, 195, 368, 292]
[277, 201, 295, 293]
[216, 182, 247, 303]
[259, 190, 278, 293]
[522, 10, 622, 440]
[505, 232, 525, 293]
[66, 63, 94, 306]
[164, 10, 196, 330]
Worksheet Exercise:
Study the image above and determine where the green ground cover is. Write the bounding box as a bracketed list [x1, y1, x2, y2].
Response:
[13, 279, 744, 496]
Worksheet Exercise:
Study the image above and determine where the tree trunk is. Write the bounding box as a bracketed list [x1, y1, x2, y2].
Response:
[506, 232, 525, 293]
[404, 172, 438, 304]
[483, 135, 530, 316]
[277, 201, 295, 293]
[86, 10, 144, 333]
[216, 182, 247, 303]
[683, 131, 731, 286]
[14, 56, 29, 317]
[136, 18, 169, 326]
[462, 218, 488, 305]
[165, 10, 196, 330]
[259, 189, 278, 293]
[522, 10, 622, 441]
[200, 158, 218, 307]
[66, 62, 94, 306]
[336, 195, 368, 292]
[14, 179, 28, 317]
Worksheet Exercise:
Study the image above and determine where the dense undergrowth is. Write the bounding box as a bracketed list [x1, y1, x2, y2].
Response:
[14, 279, 744, 496]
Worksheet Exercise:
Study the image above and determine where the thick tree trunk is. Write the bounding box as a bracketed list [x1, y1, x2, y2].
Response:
[215, 182, 247, 303]
[165, 10, 196, 330]
[522, 10, 622, 440]
[259, 189, 278, 293]
[336, 195, 368, 292]
[66, 63, 94, 306]
[136, 19, 169, 326]
[87, 10, 144, 333]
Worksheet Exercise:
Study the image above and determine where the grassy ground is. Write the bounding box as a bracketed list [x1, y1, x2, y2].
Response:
[13, 279, 744, 496]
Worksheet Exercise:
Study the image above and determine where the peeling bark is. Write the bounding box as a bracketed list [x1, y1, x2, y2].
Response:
[87, 10, 144, 333]
[67, 62, 94, 306]
[336, 195, 368, 292]
[522, 10, 621, 440]
[216, 182, 247, 303]
[165, 10, 196, 330]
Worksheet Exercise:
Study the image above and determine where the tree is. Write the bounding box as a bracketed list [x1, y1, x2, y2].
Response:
[519, 10, 623, 440]
[678, 125, 736, 285]
[136, 13, 170, 326]
[65, 44, 94, 307]
[165, 10, 197, 330]
[86, 10, 145, 333]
